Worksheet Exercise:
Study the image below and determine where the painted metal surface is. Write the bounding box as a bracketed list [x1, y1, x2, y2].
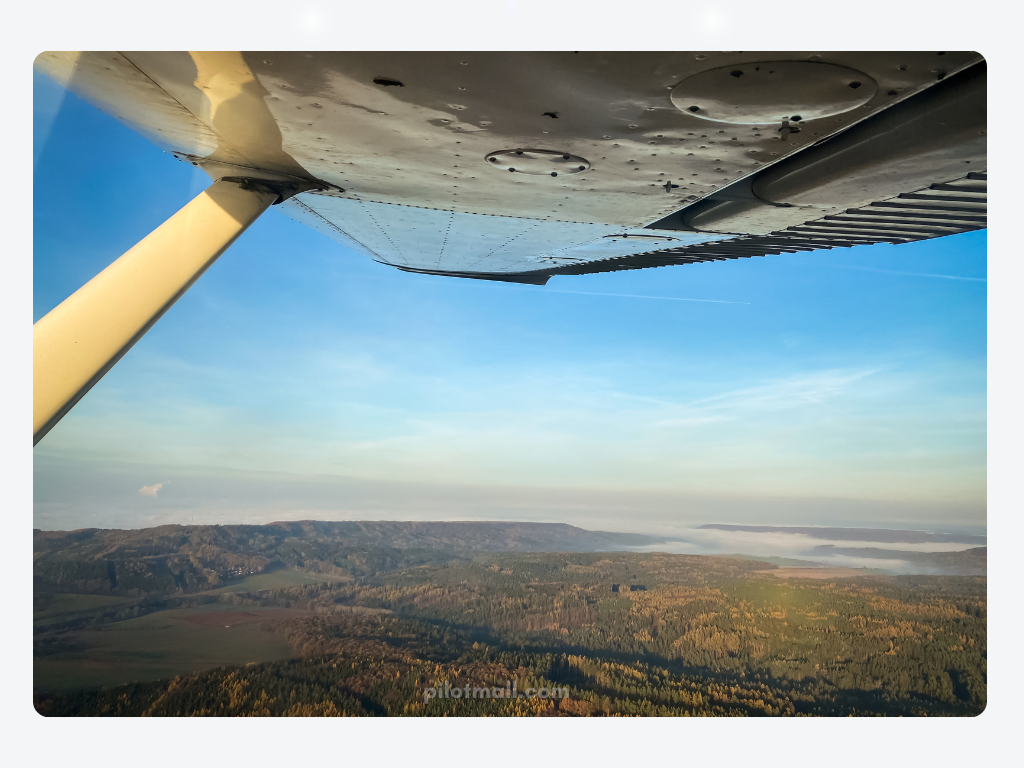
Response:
[279, 195, 724, 277]
[670, 61, 878, 124]
[35, 51, 983, 277]
[645, 62, 986, 238]
[35, 51, 219, 160]
[33, 179, 278, 444]
[535, 172, 987, 279]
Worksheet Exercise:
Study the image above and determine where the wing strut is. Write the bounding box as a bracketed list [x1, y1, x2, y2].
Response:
[33, 178, 280, 444]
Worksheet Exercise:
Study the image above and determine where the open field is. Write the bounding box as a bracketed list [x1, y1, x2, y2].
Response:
[34, 604, 308, 693]
[717, 554, 829, 568]
[759, 566, 878, 579]
[208, 567, 350, 595]
[33, 593, 134, 627]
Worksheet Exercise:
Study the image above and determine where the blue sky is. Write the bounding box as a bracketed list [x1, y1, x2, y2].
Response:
[32, 69, 987, 534]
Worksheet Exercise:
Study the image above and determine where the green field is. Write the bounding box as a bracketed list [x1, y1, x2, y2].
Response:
[33, 593, 133, 627]
[34, 604, 305, 693]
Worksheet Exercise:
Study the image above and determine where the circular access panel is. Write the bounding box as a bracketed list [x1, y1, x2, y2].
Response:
[486, 148, 590, 175]
[670, 61, 877, 124]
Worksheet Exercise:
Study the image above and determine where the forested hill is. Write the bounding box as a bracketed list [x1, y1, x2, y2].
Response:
[34, 520, 672, 556]
[33, 521, 678, 595]
[36, 551, 987, 716]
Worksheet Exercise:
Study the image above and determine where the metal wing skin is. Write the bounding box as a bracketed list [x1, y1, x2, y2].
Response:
[35, 51, 986, 283]
[31, 51, 986, 443]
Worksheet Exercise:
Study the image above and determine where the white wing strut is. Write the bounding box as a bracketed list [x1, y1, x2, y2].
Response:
[33, 178, 279, 444]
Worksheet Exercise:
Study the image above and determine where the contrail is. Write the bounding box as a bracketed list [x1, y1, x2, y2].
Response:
[823, 264, 986, 282]
[543, 289, 749, 304]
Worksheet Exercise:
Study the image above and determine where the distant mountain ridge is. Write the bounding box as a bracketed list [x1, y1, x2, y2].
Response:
[266, 520, 673, 552]
[32, 521, 682, 596]
[35, 520, 674, 556]
[809, 545, 987, 575]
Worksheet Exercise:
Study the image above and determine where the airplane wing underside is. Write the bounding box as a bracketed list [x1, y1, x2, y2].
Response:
[35, 51, 986, 284]
[278, 194, 729, 283]
[31, 50, 988, 442]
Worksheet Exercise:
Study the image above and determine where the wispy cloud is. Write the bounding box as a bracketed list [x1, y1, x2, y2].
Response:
[637, 369, 884, 435]
[139, 483, 163, 497]
[684, 368, 883, 413]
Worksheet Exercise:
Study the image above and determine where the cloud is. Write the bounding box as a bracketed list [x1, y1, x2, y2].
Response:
[139, 483, 163, 497]
[684, 368, 883, 413]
